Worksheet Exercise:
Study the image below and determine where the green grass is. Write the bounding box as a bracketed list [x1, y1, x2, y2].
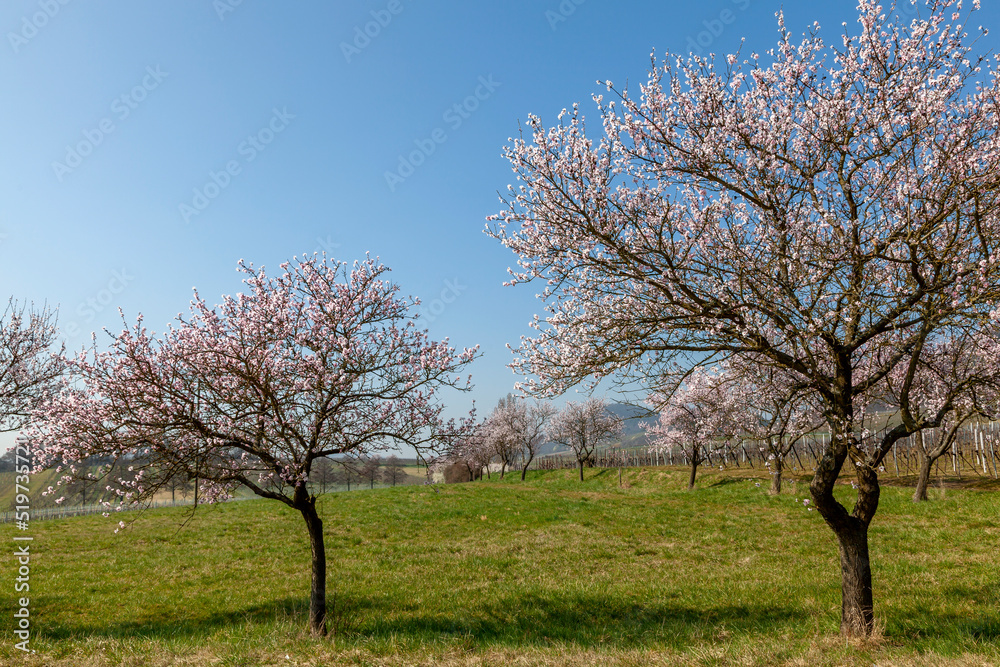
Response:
[1, 467, 997, 666]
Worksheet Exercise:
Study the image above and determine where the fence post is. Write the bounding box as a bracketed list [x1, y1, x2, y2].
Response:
[978, 426, 988, 475]
[990, 422, 998, 479]
[951, 428, 960, 477]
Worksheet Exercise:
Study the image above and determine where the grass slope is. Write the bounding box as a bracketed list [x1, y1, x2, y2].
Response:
[0, 469, 64, 509]
[0, 468, 997, 666]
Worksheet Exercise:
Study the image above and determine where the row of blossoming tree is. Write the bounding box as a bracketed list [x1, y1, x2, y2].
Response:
[644, 334, 1000, 500]
[486, 0, 1000, 637]
[442, 396, 623, 482]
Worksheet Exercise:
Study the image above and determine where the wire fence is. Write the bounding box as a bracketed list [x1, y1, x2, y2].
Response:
[529, 421, 1000, 479]
[0, 498, 202, 524]
[1, 471, 432, 525]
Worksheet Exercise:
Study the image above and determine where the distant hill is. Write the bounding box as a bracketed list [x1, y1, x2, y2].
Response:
[605, 402, 655, 437]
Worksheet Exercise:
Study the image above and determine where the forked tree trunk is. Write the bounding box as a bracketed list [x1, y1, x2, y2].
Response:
[770, 454, 783, 495]
[913, 428, 957, 503]
[811, 424, 878, 637]
[299, 499, 327, 636]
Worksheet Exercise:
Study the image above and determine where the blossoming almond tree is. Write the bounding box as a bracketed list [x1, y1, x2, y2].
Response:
[481, 398, 520, 479]
[31, 255, 478, 636]
[726, 356, 822, 495]
[879, 328, 1000, 501]
[0, 299, 64, 432]
[644, 367, 741, 490]
[485, 395, 556, 480]
[438, 421, 496, 481]
[550, 398, 624, 481]
[487, 0, 1000, 635]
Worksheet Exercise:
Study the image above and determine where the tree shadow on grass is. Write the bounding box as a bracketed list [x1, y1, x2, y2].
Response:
[890, 613, 1000, 644]
[890, 582, 1000, 642]
[705, 477, 748, 488]
[38, 587, 1000, 649]
[360, 592, 804, 649]
[37, 591, 801, 650]
[37, 596, 330, 642]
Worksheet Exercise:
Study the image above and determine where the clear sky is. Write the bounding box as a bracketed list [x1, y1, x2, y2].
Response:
[3, 0, 999, 452]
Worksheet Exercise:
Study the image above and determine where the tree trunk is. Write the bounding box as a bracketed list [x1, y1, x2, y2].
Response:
[833, 518, 874, 636]
[810, 421, 878, 637]
[913, 427, 960, 502]
[769, 455, 783, 495]
[521, 463, 529, 481]
[578, 459, 584, 482]
[913, 451, 933, 502]
[299, 499, 327, 636]
[688, 446, 699, 490]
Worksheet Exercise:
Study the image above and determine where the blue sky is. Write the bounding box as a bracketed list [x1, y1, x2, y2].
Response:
[3, 0, 999, 452]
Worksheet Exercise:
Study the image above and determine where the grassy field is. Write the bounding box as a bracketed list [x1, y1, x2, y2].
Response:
[1, 467, 997, 666]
